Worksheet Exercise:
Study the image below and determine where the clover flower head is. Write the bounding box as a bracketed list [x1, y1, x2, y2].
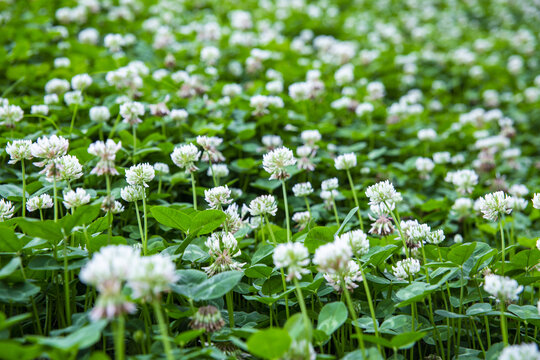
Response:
[6, 140, 33, 164]
[120, 101, 145, 125]
[445, 169, 478, 195]
[483, 274, 523, 302]
[153, 162, 169, 175]
[337, 230, 369, 257]
[426, 229, 445, 245]
[205, 185, 233, 209]
[120, 185, 145, 202]
[392, 258, 421, 280]
[0, 199, 14, 222]
[499, 343, 540, 360]
[203, 232, 245, 276]
[49, 154, 83, 182]
[324, 260, 362, 292]
[128, 254, 179, 302]
[126, 163, 155, 187]
[89, 106, 111, 123]
[313, 237, 352, 274]
[292, 182, 314, 197]
[0, 104, 24, 127]
[273, 242, 310, 281]
[31, 135, 69, 163]
[63, 188, 91, 209]
[477, 191, 512, 221]
[208, 164, 229, 178]
[171, 144, 201, 173]
[248, 195, 277, 217]
[292, 211, 310, 230]
[334, 152, 357, 170]
[532, 193, 540, 209]
[300, 129, 321, 146]
[262, 147, 296, 180]
[365, 180, 402, 207]
[190, 305, 225, 333]
[71, 73, 93, 90]
[27, 194, 53, 212]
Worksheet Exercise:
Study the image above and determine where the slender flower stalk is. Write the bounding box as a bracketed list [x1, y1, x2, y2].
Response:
[152, 301, 174, 360]
[282, 181, 291, 242]
[191, 173, 198, 210]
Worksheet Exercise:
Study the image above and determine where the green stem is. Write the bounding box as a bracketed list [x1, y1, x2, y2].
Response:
[53, 170, 58, 222]
[331, 198, 340, 226]
[358, 264, 380, 349]
[499, 220, 505, 275]
[282, 181, 291, 242]
[132, 125, 137, 163]
[114, 315, 125, 360]
[501, 302, 508, 346]
[152, 301, 174, 360]
[108, 113, 122, 139]
[226, 291, 235, 328]
[134, 202, 145, 253]
[190, 172, 197, 210]
[21, 160, 26, 217]
[264, 215, 289, 318]
[106, 175, 113, 242]
[69, 103, 79, 135]
[142, 194, 148, 256]
[63, 238, 71, 325]
[293, 278, 312, 357]
[346, 169, 364, 231]
[19, 257, 42, 334]
[341, 276, 365, 358]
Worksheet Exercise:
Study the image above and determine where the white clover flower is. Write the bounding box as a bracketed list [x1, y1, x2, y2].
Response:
[50, 155, 83, 182]
[261, 135, 282, 150]
[263, 147, 296, 180]
[292, 211, 310, 230]
[509, 197, 527, 211]
[300, 130, 322, 146]
[31, 135, 69, 168]
[78, 28, 99, 44]
[45, 78, 70, 94]
[31, 105, 49, 116]
[406, 223, 431, 246]
[88, 139, 121, 176]
[0, 199, 14, 222]
[445, 169, 478, 195]
[427, 229, 445, 245]
[128, 254, 179, 301]
[292, 182, 314, 197]
[80, 245, 141, 291]
[417, 128, 437, 141]
[200, 46, 220, 65]
[477, 191, 512, 221]
[0, 104, 24, 127]
[126, 163, 155, 188]
[222, 84, 242, 97]
[321, 178, 339, 191]
[71, 73, 93, 90]
[64, 90, 83, 106]
[537, 239, 540, 251]
[273, 242, 310, 281]
[499, 343, 540, 360]
[433, 151, 451, 164]
[207, 164, 229, 178]
[337, 230, 369, 257]
[120, 101, 145, 125]
[120, 185, 145, 202]
[532, 193, 540, 209]
[203, 232, 245, 276]
[324, 260, 363, 292]
[6, 140, 33, 164]
[452, 197, 473, 217]
[313, 237, 352, 274]
[63, 188, 91, 209]
[103, 199, 124, 214]
[454, 234, 463, 244]
[171, 144, 201, 173]
[355, 102, 374, 116]
[169, 109, 188, 122]
[509, 184, 528, 198]
[153, 162, 169, 175]
[26, 194, 53, 212]
[368, 203, 395, 236]
[196, 136, 224, 163]
[223, 203, 243, 233]
[44, 94, 59, 105]
[334, 153, 357, 170]
[483, 274, 523, 302]
[365, 180, 402, 207]
[392, 258, 421, 280]
[80, 245, 140, 320]
[89, 106, 111, 123]
[415, 157, 434, 174]
[248, 195, 278, 217]
[204, 185, 232, 209]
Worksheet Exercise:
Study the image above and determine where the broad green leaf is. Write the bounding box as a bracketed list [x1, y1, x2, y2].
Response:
[247, 328, 291, 360]
[390, 331, 427, 348]
[0, 225, 23, 253]
[251, 244, 274, 265]
[362, 245, 398, 266]
[0, 281, 40, 303]
[304, 226, 337, 253]
[448, 242, 477, 265]
[285, 313, 312, 341]
[0, 341, 43, 360]
[0, 312, 31, 331]
[0, 257, 21, 279]
[31, 320, 107, 351]
[61, 204, 101, 233]
[175, 329, 205, 347]
[244, 264, 273, 279]
[396, 282, 438, 307]
[170, 270, 208, 299]
[507, 304, 540, 320]
[150, 206, 191, 232]
[189, 210, 226, 235]
[342, 348, 384, 360]
[88, 235, 126, 253]
[16, 219, 63, 243]
[317, 302, 347, 336]
[191, 271, 243, 301]
[435, 310, 467, 319]
[466, 303, 492, 316]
